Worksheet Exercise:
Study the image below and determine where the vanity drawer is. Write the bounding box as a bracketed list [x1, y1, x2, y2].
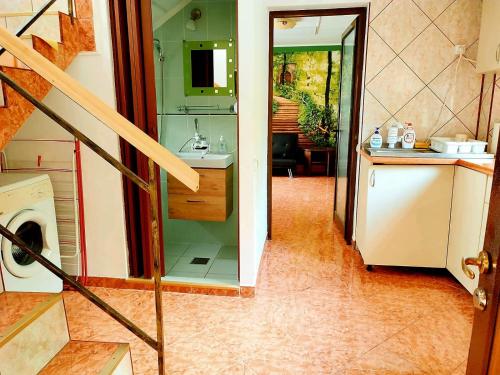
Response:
[167, 165, 233, 221]
[167, 166, 232, 196]
[168, 195, 230, 222]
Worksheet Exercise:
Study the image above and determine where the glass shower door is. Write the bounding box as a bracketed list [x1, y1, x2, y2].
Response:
[334, 23, 357, 232]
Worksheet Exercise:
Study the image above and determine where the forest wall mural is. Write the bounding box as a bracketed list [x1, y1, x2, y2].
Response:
[272, 48, 341, 148]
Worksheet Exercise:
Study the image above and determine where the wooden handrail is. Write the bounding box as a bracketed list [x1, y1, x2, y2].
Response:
[0, 26, 199, 192]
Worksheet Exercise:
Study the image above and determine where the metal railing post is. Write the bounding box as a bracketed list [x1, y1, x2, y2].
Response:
[68, 0, 74, 22]
[148, 158, 165, 375]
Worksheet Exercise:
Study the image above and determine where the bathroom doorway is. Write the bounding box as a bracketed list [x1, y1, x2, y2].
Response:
[267, 8, 367, 244]
[150, 0, 239, 287]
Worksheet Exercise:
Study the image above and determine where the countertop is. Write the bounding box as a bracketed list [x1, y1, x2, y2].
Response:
[360, 149, 495, 176]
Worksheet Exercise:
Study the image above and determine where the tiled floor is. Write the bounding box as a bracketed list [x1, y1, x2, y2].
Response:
[163, 242, 238, 285]
[63, 177, 473, 374]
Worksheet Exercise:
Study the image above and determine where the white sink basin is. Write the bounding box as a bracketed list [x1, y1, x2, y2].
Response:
[176, 152, 233, 169]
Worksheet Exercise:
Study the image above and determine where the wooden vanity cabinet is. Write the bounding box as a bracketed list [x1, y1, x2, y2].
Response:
[167, 165, 233, 222]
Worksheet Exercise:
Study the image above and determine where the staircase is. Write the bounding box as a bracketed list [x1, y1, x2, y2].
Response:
[0, 1, 199, 373]
[0, 292, 133, 374]
[0, 3, 135, 374]
[272, 96, 315, 149]
[0, 0, 95, 149]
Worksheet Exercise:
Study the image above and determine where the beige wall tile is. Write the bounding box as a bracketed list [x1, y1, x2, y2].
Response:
[371, 0, 430, 53]
[32, 0, 69, 13]
[466, 40, 479, 61]
[395, 87, 454, 140]
[429, 58, 482, 114]
[6, 14, 60, 42]
[365, 27, 396, 83]
[435, 0, 481, 48]
[433, 116, 473, 138]
[0, 0, 32, 13]
[400, 24, 455, 84]
[412, 0, 454, 20]
[456, 96, 480, 134]
[362, 0, 484, 143]
[367, 57, 425, 114]
[362, 90, 392, 142]
[369, 0, 393, 21]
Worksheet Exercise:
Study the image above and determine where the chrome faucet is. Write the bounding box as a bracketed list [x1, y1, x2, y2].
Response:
[192, 118, 209, 151]
[177, 118, 210, 153]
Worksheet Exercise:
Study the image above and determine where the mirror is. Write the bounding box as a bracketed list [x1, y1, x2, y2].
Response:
[184, 40, 235, 96]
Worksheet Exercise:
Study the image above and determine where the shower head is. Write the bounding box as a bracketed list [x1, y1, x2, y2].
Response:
[153, 38, 165, 62]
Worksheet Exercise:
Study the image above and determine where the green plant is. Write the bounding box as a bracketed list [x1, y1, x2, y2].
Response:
[274, 82, 297, 100]
[297, 93, 337, 147]
[272, 99, 280, 114]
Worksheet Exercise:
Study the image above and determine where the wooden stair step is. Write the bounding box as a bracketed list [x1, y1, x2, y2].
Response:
[39, 341, 133, 375]
[0, 10, 87, 147]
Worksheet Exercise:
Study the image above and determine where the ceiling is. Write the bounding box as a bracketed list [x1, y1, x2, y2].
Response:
[152, 0, 192, 30]
[274, 15, 356, 47]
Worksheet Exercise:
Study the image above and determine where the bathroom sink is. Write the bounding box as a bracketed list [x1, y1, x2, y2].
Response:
[176, 152, 234, 168]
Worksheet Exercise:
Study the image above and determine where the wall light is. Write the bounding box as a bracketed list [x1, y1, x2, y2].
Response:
[186, 8, 202, 31]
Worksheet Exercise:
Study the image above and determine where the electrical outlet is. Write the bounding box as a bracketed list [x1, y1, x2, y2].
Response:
[454, 44, 466, 56]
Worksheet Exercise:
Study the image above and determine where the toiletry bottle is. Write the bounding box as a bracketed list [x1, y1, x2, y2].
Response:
[401, 122, 416, 149]
[218, 135, 228, 153]
[387, 124, 399, 149]
[370, 127, 383, 148]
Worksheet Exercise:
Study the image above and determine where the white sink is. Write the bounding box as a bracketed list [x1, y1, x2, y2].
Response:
[176, 152, 233, 169]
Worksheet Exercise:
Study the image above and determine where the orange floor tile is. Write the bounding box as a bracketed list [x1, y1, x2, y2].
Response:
[63, 177, 472, 374]
[0, 292, 51, 334]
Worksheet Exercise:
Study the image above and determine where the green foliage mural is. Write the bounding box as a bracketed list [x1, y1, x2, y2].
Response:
[273, 49, 341, 147]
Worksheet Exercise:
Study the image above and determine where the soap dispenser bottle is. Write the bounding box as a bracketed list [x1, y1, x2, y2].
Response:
[370, 127, 383, 148]
[402, 122, 416, 149]
[218, 135, 228, 153]
[387, 124, 399, 149]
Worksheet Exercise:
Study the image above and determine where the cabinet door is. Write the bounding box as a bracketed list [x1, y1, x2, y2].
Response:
[361, 165, 454, 267]
[354, 156, 372, 252]
[447, 167, 487, 294]
[477, 0, 500, 73]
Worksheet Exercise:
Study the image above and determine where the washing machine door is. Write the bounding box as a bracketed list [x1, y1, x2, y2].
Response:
[1, 210, 54, 278]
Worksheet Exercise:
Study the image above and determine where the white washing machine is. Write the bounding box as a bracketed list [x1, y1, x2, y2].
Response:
[0, 173, 62, 292]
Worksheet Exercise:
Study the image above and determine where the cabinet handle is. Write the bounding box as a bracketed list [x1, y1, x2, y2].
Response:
[186, 199, 206, 203]
[369, 170, 376, 187]
[496, 43, 500, 63]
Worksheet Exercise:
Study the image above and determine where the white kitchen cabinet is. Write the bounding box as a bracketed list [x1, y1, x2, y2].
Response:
[447, 171, 492, 294]
[477, 0, 500, 73]
[447, 167, 488, 294]
[356, 160, 454, 267]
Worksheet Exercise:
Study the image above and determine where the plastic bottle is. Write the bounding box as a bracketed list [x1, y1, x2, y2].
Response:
[218, 135, 228, 153]
[387, 124, 399, 149]
[402, 122, 416, 149]
[370, 127, 383, 148]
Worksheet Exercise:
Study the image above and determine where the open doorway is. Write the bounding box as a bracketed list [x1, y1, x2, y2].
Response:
[267, 8, 366, 243]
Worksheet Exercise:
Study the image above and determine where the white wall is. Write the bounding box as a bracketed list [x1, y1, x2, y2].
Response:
[237, 0, 269, 287]
[14, 0, 129, 278]
[237, 0, 369, 286]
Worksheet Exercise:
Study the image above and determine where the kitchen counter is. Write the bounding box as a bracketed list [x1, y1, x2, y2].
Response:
[360, 149, 495, 176]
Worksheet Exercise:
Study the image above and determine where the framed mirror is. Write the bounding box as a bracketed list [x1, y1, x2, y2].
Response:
[183, 40, 235, 96]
